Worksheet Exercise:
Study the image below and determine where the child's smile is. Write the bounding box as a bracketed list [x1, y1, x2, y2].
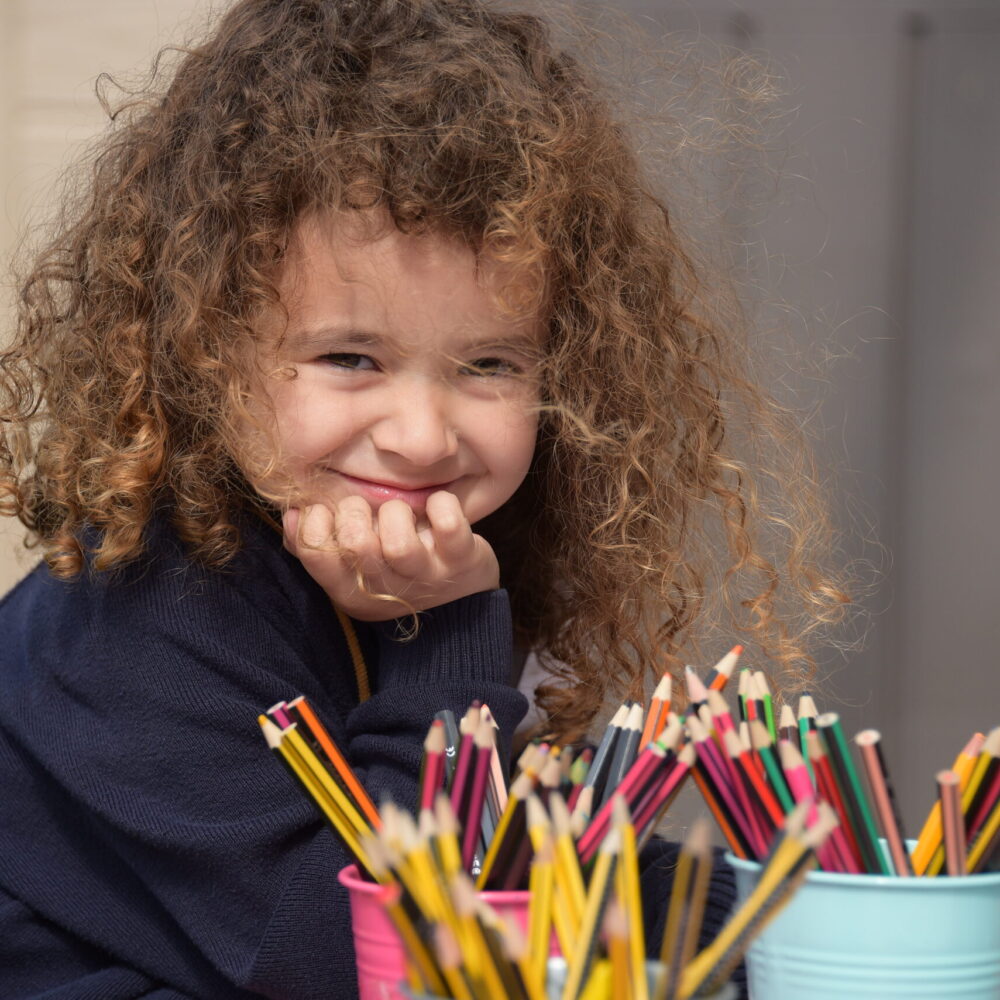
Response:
[256, 209, 542, 525]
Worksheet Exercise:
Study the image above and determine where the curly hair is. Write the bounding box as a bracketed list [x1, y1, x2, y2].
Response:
[0, 0, 850, 740]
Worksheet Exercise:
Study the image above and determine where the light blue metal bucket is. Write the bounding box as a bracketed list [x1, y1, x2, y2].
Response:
[727, 847, 1000, 999]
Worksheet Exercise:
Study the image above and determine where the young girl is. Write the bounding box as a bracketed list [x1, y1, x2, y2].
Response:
[0, 1, 847, 997]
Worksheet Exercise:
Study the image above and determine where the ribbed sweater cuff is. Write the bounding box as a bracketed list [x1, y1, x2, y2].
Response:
[371, 589, 512, 691]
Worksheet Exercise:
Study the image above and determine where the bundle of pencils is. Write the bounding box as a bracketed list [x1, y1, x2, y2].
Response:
[684, 674, 1000, 878]
[475, 648, 745, 890]
[258, 696, 382, 877]
[367, 793, 834, 999]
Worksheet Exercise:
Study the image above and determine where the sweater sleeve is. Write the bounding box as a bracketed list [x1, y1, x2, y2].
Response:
[0, 531, 526, 1000]
[244, 591, 528, 995]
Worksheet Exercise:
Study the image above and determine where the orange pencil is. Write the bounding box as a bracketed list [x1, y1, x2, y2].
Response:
[706, 644, 743, 692]
[912, 732, 984, 875]
[288, 695, 381, 830]
[640, 672, 672, 748]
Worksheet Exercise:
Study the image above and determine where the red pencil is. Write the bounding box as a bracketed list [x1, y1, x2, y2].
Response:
[419, 719, 447, 812]
[461, 717, 496, 872]
[805, 730, 864, 870]
[449, 702, 482, 816]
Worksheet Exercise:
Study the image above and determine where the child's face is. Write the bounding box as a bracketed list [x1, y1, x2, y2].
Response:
[256, 210, 541, 526]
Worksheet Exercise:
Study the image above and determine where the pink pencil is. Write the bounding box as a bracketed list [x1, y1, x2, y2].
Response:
[575, 742, 669, 858]
[449, 702, 481, 814]
[633, 743, 696, 838]
[779, 738, 860, 874]
[688, 714, 766, 857]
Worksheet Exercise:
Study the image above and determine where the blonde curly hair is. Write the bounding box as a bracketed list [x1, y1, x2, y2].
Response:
[0, 0, 850, 740]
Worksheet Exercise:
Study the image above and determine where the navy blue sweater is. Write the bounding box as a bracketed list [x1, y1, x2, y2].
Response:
[0, 513, 740, 999]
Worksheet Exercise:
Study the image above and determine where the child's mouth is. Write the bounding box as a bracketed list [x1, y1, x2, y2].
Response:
[334, 472, 457, 510]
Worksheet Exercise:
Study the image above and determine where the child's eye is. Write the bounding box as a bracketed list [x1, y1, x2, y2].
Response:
[460, 357, 520, 377]
[320, 353, 377, 371]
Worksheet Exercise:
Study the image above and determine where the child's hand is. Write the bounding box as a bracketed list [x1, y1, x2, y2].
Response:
[282, 492, 501, 621]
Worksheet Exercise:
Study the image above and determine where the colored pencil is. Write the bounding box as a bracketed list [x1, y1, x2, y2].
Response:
[597, 702, 644, 811]
[613, 797, 648, 1000]
[937, 770, 967, 877]
[778, 703, 797, 744]
[797, 693, 818, 786]
[705, 645, 743, 693]
[640, 672, 673, 748]
[752, 671, 777, 743]
[287, 695, 381, 829]
[583, 703, 629, 806]
[655, 817, 712, 1000]
[912, 731, 984, 874]
[805, 729, 865, 870]
[855, 729, 912, 876]
[684, 665, 709, 711]
[461, 716, 496, 874]
[420, 719, 448, 812]
[816, 712, 888, 874]
[559, 827, 620, 1000]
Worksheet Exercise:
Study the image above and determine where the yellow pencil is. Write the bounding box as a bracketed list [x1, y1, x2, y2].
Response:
[924, 728, 1000, 876]
[527, 833, 557, 991]
[912, 732, 983, 874]
[259, 716, 375, 875]
[476, 769, 534, 890]
[282, 724, 373, 839]
[967, 794, 1000, 873]
[678, 803, 834, 999]
[655, 818, 713, 1000]
[560, 828, 621, 1000]
[550, 791, 587, 928]
[578, 960, 614, 1000]
[432, 922, 476, 1000]
[450, 872, 509, 1000]
[433, 793, 465, 880]
[605, 899, 631, 1000]
[613, 797, 648, 1000]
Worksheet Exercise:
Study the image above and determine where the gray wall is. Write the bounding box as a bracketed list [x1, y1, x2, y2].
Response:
[601, 0, 1000, 831]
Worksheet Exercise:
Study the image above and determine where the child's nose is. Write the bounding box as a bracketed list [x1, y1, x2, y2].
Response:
[370, 378, 459, 467]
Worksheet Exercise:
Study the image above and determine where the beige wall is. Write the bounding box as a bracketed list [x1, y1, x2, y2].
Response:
[0, 0, 207, 594]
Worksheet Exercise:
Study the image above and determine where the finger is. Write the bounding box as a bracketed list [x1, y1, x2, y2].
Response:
[287, 504, 358, 595]
[376, 500, 433, 579]
[282, 507, 300, 553]
[424, 491, 476, 563]
[334, 495, 382, 574]
[298, 503, 335, 550]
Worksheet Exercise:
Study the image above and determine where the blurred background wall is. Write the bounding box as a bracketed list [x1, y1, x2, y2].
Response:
[1, 0, 998, 831]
